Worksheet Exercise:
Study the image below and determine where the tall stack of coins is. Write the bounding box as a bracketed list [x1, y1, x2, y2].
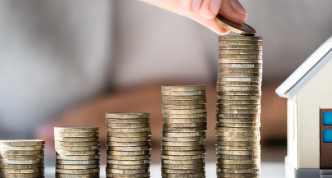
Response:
[105, 112, 151, 178]
[216, 36, 262, 178]
[54, 126, 100, 177]
[161, 85, 207, 178]
[0, 140, 45, 178]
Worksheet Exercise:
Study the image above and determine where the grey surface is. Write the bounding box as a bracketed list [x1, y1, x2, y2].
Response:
[46, 162, 284, 178]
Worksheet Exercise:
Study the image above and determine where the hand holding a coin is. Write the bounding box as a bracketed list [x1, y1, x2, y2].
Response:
[139, 0, 248, 35]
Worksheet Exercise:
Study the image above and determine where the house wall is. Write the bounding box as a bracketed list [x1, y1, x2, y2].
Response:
[287, 98, 298, 168]
[297, 58, 332, 168]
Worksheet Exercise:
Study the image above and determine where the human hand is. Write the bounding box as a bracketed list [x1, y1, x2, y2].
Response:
[139, 0, 248, 35]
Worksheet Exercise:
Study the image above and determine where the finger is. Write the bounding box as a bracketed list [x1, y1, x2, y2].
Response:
[188, 13, 230, 35]
[219, 0, 247, 24]
[179, 0, 196, 16]
[198, 0, 221, 19]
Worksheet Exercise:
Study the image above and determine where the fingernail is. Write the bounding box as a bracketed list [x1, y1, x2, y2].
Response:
[192, 0, 203, 12]
[209, 0, 223, 15]
[230, 0, 247, 15]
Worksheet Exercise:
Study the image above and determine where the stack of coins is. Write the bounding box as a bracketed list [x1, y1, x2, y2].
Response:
[216, 36, 262, 178]
[54, 126, 100, 177]
[105, 112, 151, 178]
[161, 85, 207, 178]
[0, 140, 44, 178]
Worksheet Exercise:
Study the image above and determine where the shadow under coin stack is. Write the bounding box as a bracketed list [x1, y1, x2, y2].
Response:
[161, 85, 207, 178]
[216, 36, 262, 178]
[0, 140, 45, 178]
[54, 126, 100, 177]
[105, 112, 151, 178]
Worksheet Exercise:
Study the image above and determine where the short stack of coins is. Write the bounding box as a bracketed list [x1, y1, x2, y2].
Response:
[0, 140, 45, 178]
[105, 112, 151, 178]
[216, 36, 262, 178]
[161, 85, 207, 178]
[54, 126, 100, 178]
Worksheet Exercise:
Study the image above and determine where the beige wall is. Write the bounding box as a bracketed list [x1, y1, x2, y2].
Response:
[297, 58, 332, 168]
[287, 99, 297, 168]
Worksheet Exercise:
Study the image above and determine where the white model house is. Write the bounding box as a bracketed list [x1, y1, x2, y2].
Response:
[276, 35, 332, 178]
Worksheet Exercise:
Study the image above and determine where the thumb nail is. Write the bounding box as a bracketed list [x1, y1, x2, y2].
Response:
[209, 0, 223, 15]
[230, 0, 247, 15]
[192, 0, 203, 12]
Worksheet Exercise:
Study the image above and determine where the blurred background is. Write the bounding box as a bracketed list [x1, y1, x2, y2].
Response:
[0, 0, 332, 166]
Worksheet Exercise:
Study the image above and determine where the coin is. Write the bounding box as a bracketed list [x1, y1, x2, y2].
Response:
[219, 45, 262, 51]
[219, 68, 262, 74]
[217, 123, 261, 127]
[108, 146, 151, 151]
[218, 59, 263, 64]
[163, 132, 205, 138]
[55, 146, 99, 151]
[107, 127, 151, 133]
[217, 104, 260, 109]
[161, 85, 205, 91]
[107, 132, 150, 138]
[162, 118, 206, 124]
[217, 96, 261, 101]
[107, 150, 150, 156]
[0, 155, 44, 160]
[106, 169, 149, 174]
[162, 105, 206, 110]
[163, 123, 206, 128]
[0, 168, 44, 173]
[56, 173, 99, 178]
[106, 112, 150, 119]
[106, 173, 149, 178]
[0, 159, 43, 164]
[162, 145, 205, 151]
[56, 154, 100, 160]
[219, 54, 262, 59]
[219, 36, 262, 41]
[0, 145, 44, 151]
[0, 140, 45, 147]
[107, 141, 149, 147]
[162, 95, 206, 100]
[162, 109, 206, 114]
[107, 160, 150, 165]
[216, 154, 260, 159]
[162, 137, 206, 142]
[216, 145, 260, 151]
[217, 86, 261, 92]
[217, 159, 260, 165]
[217, 163, 260, 169]
[219, 63, 262, 68]
[214, 15, 256, 35]
[106, 164, 150, 170]
[106, 123, 149, 128]
[56, 159, 99, 165]
[162, 164, 205, 169]
[54, 126, 98, 133]
[217, 108, 260, 114]
[216, 141, 260, 147]
[106, 118, 150, 123]
[162, 150, 205, 156]
[56, 168, 99, 174]
[218, 73, 262, 78]
[54, 132, 98, 137]
[54, 137, 99, 142]
[218, 77, 261, 82]
[219, 50, 262, 55]
[107, 136, 151, 142]
[162, 173, 205, 178]
[217, 172, 260, 178]
[0, 164, 44, 169]
[217, 136, 261, 141]
[161, 168, 205, 173]
[162, 100, 207, 105]
[161, 154, 205, 160]
[162, 90, 206, 96]
[218, 40, 262, 46]
[55, 141, 99, 147]
[55, 150, 99, 156]
[217, 100, 260, 105]
[56, 164, 99, 170]
[217, 118, 260, 124]
[162, 141, 205, 147]
[0, 173, 44, 177]
[107, 155, 150, 161]
[162, 127, 207, 132]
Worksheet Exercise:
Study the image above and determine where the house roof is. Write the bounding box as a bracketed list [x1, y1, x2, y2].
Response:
[276, 35, 332, 99]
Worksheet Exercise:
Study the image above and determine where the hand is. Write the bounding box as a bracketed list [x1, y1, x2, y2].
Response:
[139, 0, 248, 35]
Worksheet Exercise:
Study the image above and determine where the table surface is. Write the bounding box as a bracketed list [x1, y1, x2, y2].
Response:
[46, 162, 284, 178]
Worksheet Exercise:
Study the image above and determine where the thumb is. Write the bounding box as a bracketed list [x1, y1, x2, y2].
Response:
[219, 0, 247, 24]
